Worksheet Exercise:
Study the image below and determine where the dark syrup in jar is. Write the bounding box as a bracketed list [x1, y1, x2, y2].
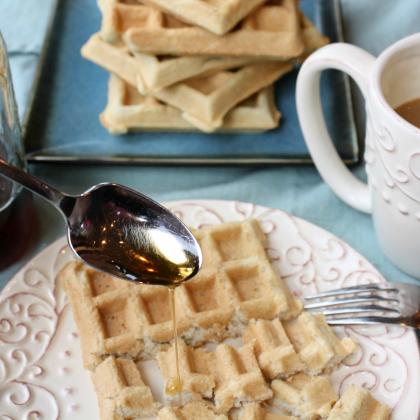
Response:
[0, 180, 37, 270]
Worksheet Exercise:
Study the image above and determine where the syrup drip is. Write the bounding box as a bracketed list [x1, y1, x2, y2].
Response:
[165, 287, 183, 404]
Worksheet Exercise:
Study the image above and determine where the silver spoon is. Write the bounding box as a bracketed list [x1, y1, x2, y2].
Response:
[0, 158, 202, 286]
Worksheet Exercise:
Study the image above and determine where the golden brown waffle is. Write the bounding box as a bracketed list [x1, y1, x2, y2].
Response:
[191, 218, 267, 271]
[327, 385, 391, 420]
[60, 263, 141, 369]
[213, 343, 273, 413]
[61, 220, 302, 367]
[140, 0, 267, 35]
[60, 260, 182, 367]
[187, 220, 302, 323]
[236, 403, 298, 420]
[157, 339, 215, 402]
[81, 34, 137, 87]
[100, 75, 193, 133]
[101, 0, 304, 60]
[157, 401, 228, 419]
[83, 19, 326, 95]
[179, 223, 303, 340]
[271, 373, 337, 419]
[243, 318, 303, 380]
[148, 61, 292, 132]
[284, 312, 357, 375]
[299, 15, 329, 60]
[81, 33, 251, 94]
[101, 74, 281, 134]
[92, 356, 158, 419]
[157, 341, 272, 413]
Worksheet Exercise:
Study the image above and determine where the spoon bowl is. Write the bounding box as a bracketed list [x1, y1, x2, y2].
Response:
[0, 159, 202, 286]
[66, 183, 201, 285]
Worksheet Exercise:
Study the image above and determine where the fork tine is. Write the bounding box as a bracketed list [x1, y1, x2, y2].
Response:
[325, 316, 404, 326]
[319, 304, 400, 317]
[305, 284, 398, 300]
[304, 295, 399, 310]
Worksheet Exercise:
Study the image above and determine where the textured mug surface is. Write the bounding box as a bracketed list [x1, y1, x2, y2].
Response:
[296, 33, 420, 278]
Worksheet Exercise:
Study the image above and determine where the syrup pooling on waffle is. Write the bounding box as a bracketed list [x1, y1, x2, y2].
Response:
[158, 341, 273, 413]
[271, 373, 337, 419]
[123, 0, 304, 59]
[140, 0, 267, 35]
[158, 338, 215, 402]
[101, 75, 281, 134]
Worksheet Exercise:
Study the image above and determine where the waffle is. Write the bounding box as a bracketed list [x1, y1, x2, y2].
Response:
[327, 385, 391, 420]
[243, 319, 303, 380]
[284, 312, 357, 375]
[175, 222, 303, 342]
[82, 33, 251, 94]
[187, 220, 302, 323]
[213, 343, 273, 413]
[157, 401, 228, 419]
[60, 220, 302, 367]
[92, 356, 158, 419]
[110, 0, 304, 60]
[60, 262, 137, 369]
[140, 0, 267, 35]
[237, 403, 298, 420]
[300, 15, 329, 60]
[60, 260, 180, 368]
[147, 61, 292, 132]
[271, 373, 337, 419]
[157, 339, 215, 403]
[191, 218, 267, 271]
[158, 340, 272, 413]
[135, 53, 252, 96]
[101, 74, 280, 134]
[81, 34, 138, 87]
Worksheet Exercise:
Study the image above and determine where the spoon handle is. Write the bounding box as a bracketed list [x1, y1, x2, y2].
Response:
[0, 158, 70, 212]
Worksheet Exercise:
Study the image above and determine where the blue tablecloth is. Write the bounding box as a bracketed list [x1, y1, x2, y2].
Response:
[0, 0, 420, 288]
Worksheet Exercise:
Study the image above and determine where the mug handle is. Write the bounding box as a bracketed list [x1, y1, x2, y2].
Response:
[296, 43, 376, 213]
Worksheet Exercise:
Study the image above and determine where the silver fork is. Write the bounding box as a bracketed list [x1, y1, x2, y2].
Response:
[304, 283, 420, 330]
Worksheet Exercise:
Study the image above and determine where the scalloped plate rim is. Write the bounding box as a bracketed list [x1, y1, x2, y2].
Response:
[0, 199, 418, 419]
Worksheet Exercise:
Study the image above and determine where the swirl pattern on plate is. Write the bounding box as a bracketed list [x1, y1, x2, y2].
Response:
[0, 200, 418, 419]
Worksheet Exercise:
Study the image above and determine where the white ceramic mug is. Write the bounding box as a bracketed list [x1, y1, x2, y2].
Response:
[296, 33, 420, 278]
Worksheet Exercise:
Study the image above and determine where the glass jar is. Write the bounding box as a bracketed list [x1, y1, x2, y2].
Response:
[0, 32, 37, 269]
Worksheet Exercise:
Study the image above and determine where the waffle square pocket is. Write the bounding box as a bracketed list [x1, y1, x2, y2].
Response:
[100, 75, 281, 134]
[123, 0, 304, 60]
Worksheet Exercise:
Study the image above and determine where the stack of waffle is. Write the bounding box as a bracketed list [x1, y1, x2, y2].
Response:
[81, 0, 328, 134]
[60, 219, 392, 419]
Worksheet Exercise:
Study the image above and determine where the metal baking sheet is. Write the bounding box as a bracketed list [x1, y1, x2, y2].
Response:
[23, 0, 359, 166]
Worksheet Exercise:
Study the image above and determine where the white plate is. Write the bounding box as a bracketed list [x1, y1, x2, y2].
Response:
[0, 200, 418, 419]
